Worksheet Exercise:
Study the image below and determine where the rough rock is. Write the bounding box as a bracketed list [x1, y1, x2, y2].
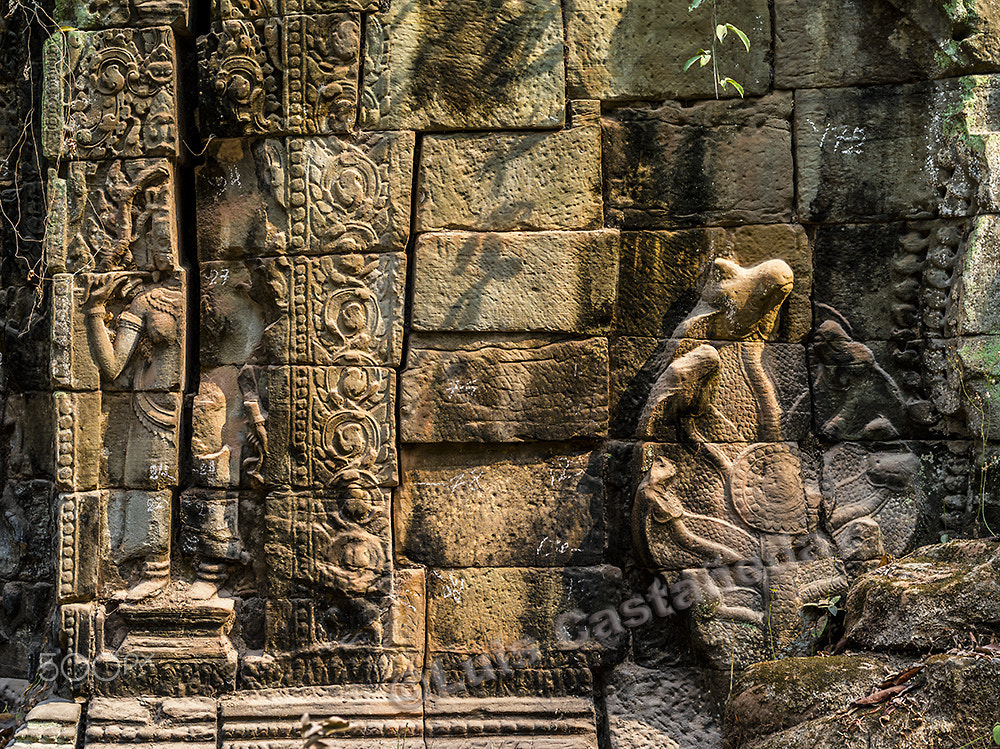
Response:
[412, 230, 619, 334]
[845, 539, 1000, 651]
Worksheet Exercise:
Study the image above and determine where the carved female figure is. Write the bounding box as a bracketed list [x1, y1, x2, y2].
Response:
[82, 252, 184, 600]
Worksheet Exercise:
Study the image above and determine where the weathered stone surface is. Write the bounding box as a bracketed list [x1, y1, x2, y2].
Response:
[845, 539, 1000, 650]
[796, 76, 1000, 223]
[85, 696, 217, 748]
[266, 487, 392, 597]
[266, 365, 397, 488]
[197, 133, 414, 259]
[565, 0, 769, 101]
[400, 336, 609, 443]
[725, 654, 908, 746]
[775, 0, 1000, 89]
[954, 214, 1000, 335]
[198, 14, 360, 136]
[53, 392, 101, 492]
[11, 700, 80, 749]
[46, 160, 177, 276]
[425, 696, 598, 748]
[822, 441, 968, 560]
[417, 102, 601, 232]
[810, 220, 963, 341]
[426, 566, 622, 654]
[220, 686, 423, 749]
[614, 339, 811, 441]
[0, 480, 53, 583]
[604, 94, 794, 229]
[201, 253, 406, 368]
[605, 663, 722, 749]
[397, 444, 604, 567]
[614, 225, 811, 341]
[939, 335, 1000, 438]
[214, 0, 379, 19]
[55, 0, 188, 29]
[735, 654, 1000, 749]
[361, 0, 566, 130]
[43, 28, 178, 161]
[412, 231, 619, 334]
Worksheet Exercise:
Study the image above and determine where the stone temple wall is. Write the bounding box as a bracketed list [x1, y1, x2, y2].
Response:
[3, 0, 1000, 747]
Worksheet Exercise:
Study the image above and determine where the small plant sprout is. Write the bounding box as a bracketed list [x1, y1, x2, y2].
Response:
[683, 0, 750, 98]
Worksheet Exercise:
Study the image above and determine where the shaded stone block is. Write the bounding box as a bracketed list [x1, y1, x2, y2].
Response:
[266, 365, 397, 488]
[426, 566, 622, 655]
[613, 225, 811, 342]
[0, 480, 53, 583]
[361, 0, 565, 130]
[397, 444, 604, 567]
[265, 487, 392, 597]
[53, 391, 101, 492]
[796, 76, 1000, 223]
[417, 101, 601, 232]
[400, 336, 609, 443]
[775, 0, 1000, 89]
[821, 441, 968, 561]
[220, 687, 423, 749]
[955, 214, 1000, 335]
[0, 286, 50, 394]
[604, 94, 794, 229]
[198, 14, 360, 137]
[55, 490, 99, 602]
[201, 253, 405, 368]
[5, 393, 56, 482]
[197, 133, 414, 258]
[412, 230, 619, 334]
[565, 0, 769, 101]
[606, 663, 722, 749]
[43, 28, 178, 161]
[55, 0, 189, 29]
[425, 696, 598, 748]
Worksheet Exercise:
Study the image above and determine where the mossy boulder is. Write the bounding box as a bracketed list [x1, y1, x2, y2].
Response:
[845, 539, 1000, 651]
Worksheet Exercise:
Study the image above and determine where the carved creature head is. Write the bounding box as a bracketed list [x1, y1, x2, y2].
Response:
[692, 258, 794, 341]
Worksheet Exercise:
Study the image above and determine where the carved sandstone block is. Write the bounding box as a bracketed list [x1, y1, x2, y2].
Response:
[266, 365, 397, 487]
[400, 336, 609, 443]
[198, 14, 360, 137]
[565, 0, 768, 101]
[12, 701, 81, 749]
[417, 102, 601, 232]
[426, 566, 622, 655]
[45, 160, 178, 276]
[361, 0, 565, 130]
[796, 76, 1000, 223]
[197, 134, 414, 258]
[412, 231, 619, 335]
[613, 225, 811, 342]
[397, 444, 605, 567]
[214, 0, 379, 20]
[53, 391, 101, 491]
[56, 490, 99, 602]
[604, 93, 794, 229]
[265, 486, 392, 597]
[425, 696, 598, 749]
[43, 28, 178, 161]
[200, 253, 405, 368]
[54, 0, 189, 30]
[220, 687, 423, 749]
[775, 0, 1000, 89]
[0, 481, 54, 584]
[614, 338, 811, 442]
[85, 697, 217, 749]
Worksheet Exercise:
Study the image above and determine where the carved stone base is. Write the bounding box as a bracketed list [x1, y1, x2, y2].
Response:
[98, 598, 237, 696]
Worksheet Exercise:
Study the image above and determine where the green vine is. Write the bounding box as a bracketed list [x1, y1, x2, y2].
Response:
[683, 0, 750, 98]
